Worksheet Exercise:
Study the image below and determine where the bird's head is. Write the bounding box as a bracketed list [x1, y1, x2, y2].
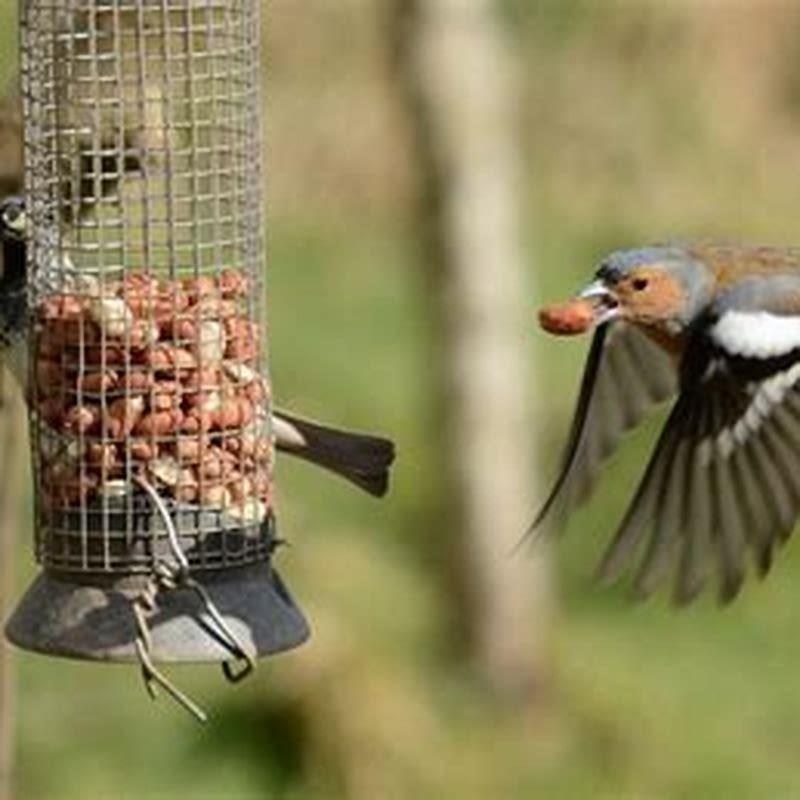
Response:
[540, 246, 714, 339]
[0, 195, 26, 243]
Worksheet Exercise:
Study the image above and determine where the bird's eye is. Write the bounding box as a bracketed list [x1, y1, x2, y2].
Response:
[632, 277, 649, 292]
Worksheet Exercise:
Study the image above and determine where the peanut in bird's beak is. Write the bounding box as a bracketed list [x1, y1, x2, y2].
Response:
[538, 280, 620, 336]
[578, 280, 621, 326]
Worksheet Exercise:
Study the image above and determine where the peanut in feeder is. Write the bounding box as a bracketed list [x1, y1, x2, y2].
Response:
[3, 0, 395, 721]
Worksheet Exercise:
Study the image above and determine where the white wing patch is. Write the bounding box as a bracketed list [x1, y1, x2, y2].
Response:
[710, 310, 800, 359]
[711, 362, 800, 459]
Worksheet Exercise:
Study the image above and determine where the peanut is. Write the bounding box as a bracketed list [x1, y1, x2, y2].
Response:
[125, 371, 153, 392]
[171, 318, 197, 343]
[198, 483, 230, 507]
[196, 320, 226, 364]
[135, 411, 175, 437]
[175, 467, 199, 503]
[130, 440, 158, 461]
[538, 299, 596, 336]
[199, 450, 224, 480]
[151, 391, 179, 412]
[39, 294, 85, 322]
[147, 345, 197, 372]
[182, 367, 220, 391]
[254, 436, 272, 462]
[218, 268, 250, 298]
[224, 497, 268, 524]
[78, 370, 119, 394]
[128, 319, 160, 350]
[223, 318, 259, 361]
[245, 379, 267, 404]
[89, 296, 134, 339]
[182, 275, 217, 302]
[86, 442, 118, 470]
[214, 399, 242, 430]
[174, 436, 210, 462]
[252, 468, 271, 498]
[107, 396, 146, 438]
[227, 474, 254, 504]
[188, 390, 222, 414]
[149, 457, 181, 486]
[146, 345, 172, 372]
[64, 404, 100, 435]
[182, 409, 214, 434]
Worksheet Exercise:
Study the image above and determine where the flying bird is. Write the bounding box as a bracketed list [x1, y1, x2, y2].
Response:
[536, 243, 800, 605]
[0, 196, 394, 498]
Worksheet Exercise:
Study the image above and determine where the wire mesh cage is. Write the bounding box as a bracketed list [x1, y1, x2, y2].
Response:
[5, 0, 309, 707]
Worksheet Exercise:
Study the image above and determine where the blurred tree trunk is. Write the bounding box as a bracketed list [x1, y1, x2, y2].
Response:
[0, 375, 23, 800]
[388, 0, 553, 700]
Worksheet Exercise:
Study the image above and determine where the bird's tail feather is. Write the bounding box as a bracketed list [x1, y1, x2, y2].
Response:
[273, 411, 395, 497]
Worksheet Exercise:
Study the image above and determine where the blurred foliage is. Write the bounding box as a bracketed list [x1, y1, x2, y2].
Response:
[7, 1, 800, 799]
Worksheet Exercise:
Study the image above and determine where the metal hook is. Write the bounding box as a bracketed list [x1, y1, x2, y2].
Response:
[130, 476, 258, 723]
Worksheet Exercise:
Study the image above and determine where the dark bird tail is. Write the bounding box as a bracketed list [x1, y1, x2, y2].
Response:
[272, 410, 395, 497]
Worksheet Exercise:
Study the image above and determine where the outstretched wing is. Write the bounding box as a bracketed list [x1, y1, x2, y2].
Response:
[598, 277, 800, 604]
[532, 322, 677, 530]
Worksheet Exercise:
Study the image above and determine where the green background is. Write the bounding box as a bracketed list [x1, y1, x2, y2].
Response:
[6, 2, 800, 798]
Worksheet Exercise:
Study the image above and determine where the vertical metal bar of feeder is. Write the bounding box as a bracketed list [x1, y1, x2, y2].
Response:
[183, 6, 200, 566]
[132, 1, 148, 558]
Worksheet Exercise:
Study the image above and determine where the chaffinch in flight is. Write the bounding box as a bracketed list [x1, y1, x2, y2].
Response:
[537, 243, 800, 605]
[0, 196, 395, 498]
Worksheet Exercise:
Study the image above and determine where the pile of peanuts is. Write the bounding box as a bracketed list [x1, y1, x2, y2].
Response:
[35, 268, 272, 524]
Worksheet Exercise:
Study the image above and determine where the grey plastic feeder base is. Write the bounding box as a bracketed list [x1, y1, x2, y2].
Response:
[4, 562, 310, 663]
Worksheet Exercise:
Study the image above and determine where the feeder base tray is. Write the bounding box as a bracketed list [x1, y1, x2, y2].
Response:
[4, 562, 310, 663]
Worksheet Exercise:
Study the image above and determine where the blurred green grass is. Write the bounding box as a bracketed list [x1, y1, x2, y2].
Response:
[8, 3, 800, 800]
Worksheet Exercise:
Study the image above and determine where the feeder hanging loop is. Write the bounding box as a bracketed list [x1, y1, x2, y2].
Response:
[131, 476, 257, 722]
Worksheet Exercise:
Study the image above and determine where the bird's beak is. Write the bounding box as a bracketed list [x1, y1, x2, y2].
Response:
[539, 279, 621, 337]
[579, 280, 620, 326]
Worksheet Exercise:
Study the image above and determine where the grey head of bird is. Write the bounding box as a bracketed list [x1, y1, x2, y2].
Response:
[579, 246, 715, 337]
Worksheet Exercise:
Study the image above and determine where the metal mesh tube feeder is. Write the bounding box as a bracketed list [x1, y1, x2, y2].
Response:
[5, 0, 309, 718]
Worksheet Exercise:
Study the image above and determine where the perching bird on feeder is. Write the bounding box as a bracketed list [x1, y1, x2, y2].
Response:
[0, 195, 395, 497]
[536, 243, 800, 605]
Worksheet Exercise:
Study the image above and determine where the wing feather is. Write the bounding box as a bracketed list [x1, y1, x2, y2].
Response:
[599, 322, 800, 603]
[711, 456, 747, 603]
[631, 435, 687, 598]
[674, 443, 713, 606]
[597, 398, 687, 582]
[532, 323, 677, 531]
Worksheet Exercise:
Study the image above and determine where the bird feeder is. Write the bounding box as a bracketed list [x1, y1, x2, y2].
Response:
[5, 0, 309, 718]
